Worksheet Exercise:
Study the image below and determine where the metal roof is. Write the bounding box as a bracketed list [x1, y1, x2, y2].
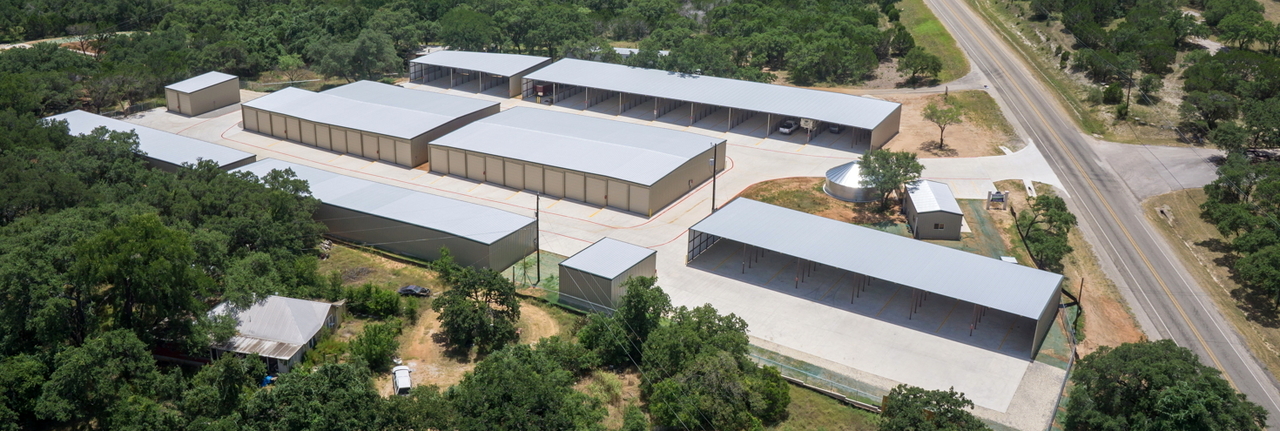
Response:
[211, 295, 333, 359]
[234, 159, 535, 245]
[410, 50, 551, 77]
[48, 110, 255, 168]
[320, 80, 497, 117]
[165, 71, 237, 93]
[825, 161, 866, 187]
[242, 87, 461, 140]
[430, 107, 723, 186]
[562, 237, 655, 280]
[613, 47, 669, 56]
[908, 180, 963, 215]
[524, 59, 901, 130]
[689, 199, 1062, 320]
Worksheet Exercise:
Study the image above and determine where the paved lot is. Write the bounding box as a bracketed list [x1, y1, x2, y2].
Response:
[1091, 141, 1222, 201]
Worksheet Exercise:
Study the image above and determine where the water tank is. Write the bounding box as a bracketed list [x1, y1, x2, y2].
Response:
[824, 161, 877, 203]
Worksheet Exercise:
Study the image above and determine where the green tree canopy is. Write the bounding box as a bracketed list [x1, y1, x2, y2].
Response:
[578, 276, 671, 367]
[1015, 194, 1078, 273]
[240, 362, 384, 430]
[923, 102, 964, 147]
[880, 384, 988, 431]
[859, 149, 925, 208]
[899, 47, 943, 85]
[446, 343, 605, 431]
[430, 257, 521, 354]
[350, 321, 402, 372]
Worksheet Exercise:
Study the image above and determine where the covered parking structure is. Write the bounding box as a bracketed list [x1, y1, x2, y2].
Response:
[523, 59, 903, 150]
[686, 198, 1063, 358]
[429, 107, 726, 217]
[241, 81, 498, 167]
[411, 50, 554, 98]
[49, 110, 256, 172]
[235, 159, 537, 269]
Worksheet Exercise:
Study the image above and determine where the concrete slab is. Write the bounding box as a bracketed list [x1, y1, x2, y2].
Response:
[1091, 141, 1222, 200]
[920, 140, 1062, 198]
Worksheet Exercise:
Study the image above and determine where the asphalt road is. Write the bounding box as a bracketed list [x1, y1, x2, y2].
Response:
[924, 0, 1280, 425]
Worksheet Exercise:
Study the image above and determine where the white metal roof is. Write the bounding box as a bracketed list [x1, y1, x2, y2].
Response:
[211, 295, 332, 359]
[242, 87, 461, 140]
[908, 180, 963, 215]
[410, 50, 551, 77]
[234, 159, 534, 245]
[165, 71, 237, 93]
[320, 80, 497, 117]
[689, 199, 1062, 320]
[430, 107, 723, 186]
[562, 237, 655, 280]
[48, 110, 255, 168]
[613, 47, 669, 56]
[524, 59, 901, 130]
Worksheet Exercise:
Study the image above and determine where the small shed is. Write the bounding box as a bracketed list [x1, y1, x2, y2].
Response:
[210, 295, 342, 375]
[558, 238, 657, 313]
[165, 72, 239, 116]
[823, 161, 876, 202]
[905, 180, 963, 241]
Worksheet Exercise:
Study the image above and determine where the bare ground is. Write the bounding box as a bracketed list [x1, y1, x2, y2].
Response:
[879, 93, 1015, 157]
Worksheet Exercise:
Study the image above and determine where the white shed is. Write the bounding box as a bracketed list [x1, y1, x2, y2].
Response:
[905, 180, 964, 241]
[165, 72, 239, 116]
[558, 238, 657, 313]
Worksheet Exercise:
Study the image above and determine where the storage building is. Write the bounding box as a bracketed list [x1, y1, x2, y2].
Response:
[235, 159, 536, 269]
[210, 295, 341, 375]
[429, 107, 726, 216]
[411, 50, 554, 98]
[905, 180, 963, 241]
[240, 81, 498, 167]
[559, 238, 657, 313]
[48, 110, 256, 172]
[165, 71, 239, 116]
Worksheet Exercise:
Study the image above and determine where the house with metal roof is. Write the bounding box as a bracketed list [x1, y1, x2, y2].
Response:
[165, 71, 239, 116]
[410, 50, 554, 97]
[905, 180, 963, 241]
[210, 295, 341, 374]
[686, 198, 1062, 358]
[523, 58, 902, 150]
[234, 159, 536, 269]
[48, 110, 257, 172]
[559, 238, 657, 313]
[430, 107, 725, 216]
[240, 81, 498, 167]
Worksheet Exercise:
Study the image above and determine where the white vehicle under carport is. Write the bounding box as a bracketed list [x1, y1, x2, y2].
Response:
[392, 365, 412, 396]
[777, 119, 798, 135]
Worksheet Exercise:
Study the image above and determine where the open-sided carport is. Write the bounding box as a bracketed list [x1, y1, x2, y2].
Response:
[523, 59, 903, 150]
[410, 50, 554, 98]
[49, 110, 257, 172]
[240, 81, 498, 167]
[686, 198, 1063, 358]
[235, 159, 537, 270]
[428, 107, 726, 217]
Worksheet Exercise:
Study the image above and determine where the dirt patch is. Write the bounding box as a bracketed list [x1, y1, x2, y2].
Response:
[737, 177, 907, 226]
[516, 302, 564, 344]
[878, 93, 1016, 158]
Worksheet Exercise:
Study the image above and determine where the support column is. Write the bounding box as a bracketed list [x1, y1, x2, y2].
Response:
[766, 114, 772, 137]
[449, 68, 453, 89]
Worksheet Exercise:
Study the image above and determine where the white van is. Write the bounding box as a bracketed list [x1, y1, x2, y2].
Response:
[392, 365, 412, 396]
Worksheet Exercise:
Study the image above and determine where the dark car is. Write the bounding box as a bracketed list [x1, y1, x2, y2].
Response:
[828, 124, 843, 134]
[397, 285, 431, 297]
[778, 120, 798, 135]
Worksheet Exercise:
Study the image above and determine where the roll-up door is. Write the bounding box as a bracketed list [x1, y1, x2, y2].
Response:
[346, 131, 361, 156]
[630, 186, 650, 216]
[486, 157, 504, 183]
[395, 140, 411, 166]
[363, 134, 379, 160]
[466, 153, 486, 182]
[315, 125, 331, 150]
[504, 161, 523, 190]
[565, 172, 586, 201]
[524, 165, 543, 193]
[545, 169, 564, 197]
[285, 118, 301, 141]
[300, 121, 316, 145]
[257, 111, 271, 135]
[585, 176, 607, 206]
[270, 115, 287, 139]
[448, 150, 466, 177]
[379, 136, 395, 163]
[607, 180, 629, 211]
[331, 128, 347, 153]
[243, 107, 258, 131]
[429, 147, 449, 173]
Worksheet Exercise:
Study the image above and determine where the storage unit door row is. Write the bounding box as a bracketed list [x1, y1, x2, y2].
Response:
[242, 107, 424, 167]
[429, 147, 651, 214]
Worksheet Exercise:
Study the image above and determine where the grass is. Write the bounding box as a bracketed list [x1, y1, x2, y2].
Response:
[748, 180, 832, 214]
[317, 243, 443, 291]
[768, 385, 879, 431]
[946, 90, 1017, 139]
[900, 0, 971, 83]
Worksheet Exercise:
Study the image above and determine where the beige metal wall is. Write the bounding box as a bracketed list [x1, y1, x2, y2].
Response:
[870, 104, 902, 151]
[905, 195, 962, 241]
[609, 253, 657, 303]
[316, 203, 534, 269]
[168, 79, 239, 116]
[646, 141, 725, 217]
[558, 251, 656, 314]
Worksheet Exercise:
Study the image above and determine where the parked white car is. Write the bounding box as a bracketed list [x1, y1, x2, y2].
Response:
[778, 120, 798, 135]
[392, 365, 412, 396]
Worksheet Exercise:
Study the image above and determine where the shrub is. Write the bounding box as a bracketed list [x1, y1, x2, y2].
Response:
[345, 283, 402, 319]
[1103, 82, 1124, 105]
[535, 335, 600, 377]
[350, 321, 401, 372]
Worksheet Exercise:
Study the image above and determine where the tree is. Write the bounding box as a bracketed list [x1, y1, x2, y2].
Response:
[437, 6, 500, 52]
[1103, 82, 1124, 104]
[1137, 74, 1163, 103]
[350, 321, 402, 372]
[859, 150, 925, 208]
[641, 304, 749, 388]
[1181, 90, 1239, 131]
[922, 102, 964, 148]
[890, 23, 915, 56]
[180, 353, 264, 420]
[308, 29, 401, 82]
[276, 54, 305, 83]
[431, 266, 521, 353]
[447, 344, 604, 431]
[240, 362, 385, 430]
[899, 47, 943, 86]
[579, 276, 672, 367]
[35, 330, 163, 428]
[1240, 97, 1280, 149]
[620, 405, 650, 431]
[0, 354, 47, 430]
[1015, 195, 1078, 273]
[880, 384, 988, 431]
[1066, 340, 1267, 430]
[1236, 245, 1280, 304]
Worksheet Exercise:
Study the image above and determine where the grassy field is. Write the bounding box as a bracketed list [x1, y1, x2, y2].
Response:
[900, 0, 970, 83]
[946, 90, 1018, 139]
[769, 385, 879, 431]
[317, 243, 443, 291]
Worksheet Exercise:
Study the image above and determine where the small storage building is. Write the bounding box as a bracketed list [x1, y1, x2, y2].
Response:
[429, 107, 726, 216]
[905, 180, 963, 241]
[210, 295, 341, 375]
[559, 238, 657, 313]
[48, 110, 257, 172]
[234, 159, 536, 269]
[410, 50, 554, 98]
[823, 161, 876, 203]
[165, 71, 239, 116]
[240, 81, 498, 167]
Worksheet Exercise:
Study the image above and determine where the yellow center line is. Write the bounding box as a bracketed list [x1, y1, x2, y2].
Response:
[327, 155, 343, 163]
[429, 176, 443, 184]
[937, 300, 960, 333]
[410, 171, 428, 181]
[939, 0, 1234, 385]
[876, 287, 903, 317]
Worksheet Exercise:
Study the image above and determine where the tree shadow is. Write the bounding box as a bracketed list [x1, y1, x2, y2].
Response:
[920, 140, 958, 157]
[431, 332, 475, 363]
[1198, 239, 1280, 328]
[896, 76, 940, 88]
[1195, 238, 1232, 254]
